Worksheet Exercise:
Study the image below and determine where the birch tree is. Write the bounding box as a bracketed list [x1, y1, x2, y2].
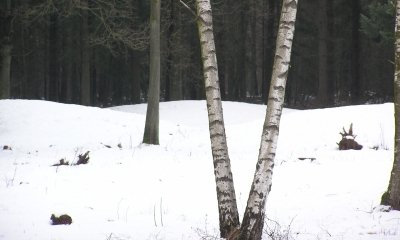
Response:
[383, 0, 400, 210]
[239, 0, 298, 239]
[143, 0, 160, 145]
[194, 0, 240, 237]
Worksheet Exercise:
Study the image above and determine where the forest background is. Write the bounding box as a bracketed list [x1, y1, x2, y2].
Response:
[0, 0, 395, 108]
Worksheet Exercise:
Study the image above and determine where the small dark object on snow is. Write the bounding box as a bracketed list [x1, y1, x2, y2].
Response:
[76, 151, 90, 165]
[52, 159, 69, 166]
[101, 143, 112, 148]
[298, 157, 316, 162]
[3, 145, 12, 150]
[50, 214, 72, 225]
[117, 143, 122, 149]
[337, 123, 363, 150]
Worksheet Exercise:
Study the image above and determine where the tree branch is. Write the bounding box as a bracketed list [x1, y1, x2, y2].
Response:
[178, 0, 197, 18]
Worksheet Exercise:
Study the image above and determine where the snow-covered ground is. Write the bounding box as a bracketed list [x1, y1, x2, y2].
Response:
[0, 99, 399, 240]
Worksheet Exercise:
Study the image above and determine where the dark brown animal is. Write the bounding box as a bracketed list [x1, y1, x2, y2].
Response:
[338, 138, 363, 150]
[50, 214, 72, 225]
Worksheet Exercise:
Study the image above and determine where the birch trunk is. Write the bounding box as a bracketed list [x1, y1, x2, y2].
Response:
[195, 0, 240, 237]
[143, 0, 160, 145]
[384, 0, 400, 210]
[239, 1, 298, 239]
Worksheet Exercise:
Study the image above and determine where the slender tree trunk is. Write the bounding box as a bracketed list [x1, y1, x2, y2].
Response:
[81, 0, 91, 106]
[317, 0, 329, 106]
[165, 0, 173, 102]
[350, 0, 361, 104]
[65, 27, 73, 103]
[244, 0, 256, 98]
[239, 1, 298, 239]
[131, 51, 142, 104]
[255, 0, 264, 96]
[0, 44, 12, 99]
[383, 0, 400, 210]
[262, 0, 280, 104]
[195, 0, 240, 237]
[48, 13, 59, 102]
[168, 0, 183, 101]
[0, 0, 12, 99]
[143, 0, 160, 145]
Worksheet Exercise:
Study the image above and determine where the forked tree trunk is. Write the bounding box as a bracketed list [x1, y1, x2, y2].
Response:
[195, 0, 240, 237]
[143, 0, 160, 145]
[239, 1, 298, 239]
[384, 0, 400, 210]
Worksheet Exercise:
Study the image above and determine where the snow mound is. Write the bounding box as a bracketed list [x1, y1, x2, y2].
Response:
[0, 100, 398, 240]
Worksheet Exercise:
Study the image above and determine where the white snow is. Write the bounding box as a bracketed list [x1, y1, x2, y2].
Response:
[0, 99, 399, 240]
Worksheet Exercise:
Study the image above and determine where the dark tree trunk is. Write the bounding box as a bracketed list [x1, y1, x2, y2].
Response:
[262, 0, 280, 104]
[80, 0, 91, 106]
[244, 0, 256, 99]
[143, 0, 160, 145]
[48, 14, 59, 102]
[168, 0, 183, 101]
[317, 0, 330, 106]
[0, 44, 12, 99]
[350, 0, 361, 104]
[0, 0, 12, 99]
[255, 0, 264, 97]
[131, 51, 142, 104]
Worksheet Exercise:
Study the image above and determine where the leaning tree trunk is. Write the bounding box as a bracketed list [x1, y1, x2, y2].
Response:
[239, 1, 298, 239]
[383, 0, 400, 210]
[195, 0, 240, 237]
[143, 0, 160, 145]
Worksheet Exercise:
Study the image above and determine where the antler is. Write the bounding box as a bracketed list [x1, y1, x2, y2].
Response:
[340, 123, 355, 138]
[349, 123, 353, 136]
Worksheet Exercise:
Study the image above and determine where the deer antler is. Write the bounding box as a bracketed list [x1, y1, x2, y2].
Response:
[340, 127, 347, 137]
[349, 123, 353, 136]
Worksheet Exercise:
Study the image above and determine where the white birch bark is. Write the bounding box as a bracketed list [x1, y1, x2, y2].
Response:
[239, 0, 298, 239]
[195, 0, 240, 237]
[386, 0, 400, 210]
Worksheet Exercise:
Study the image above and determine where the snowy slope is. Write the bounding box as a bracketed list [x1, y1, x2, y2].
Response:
[0, 99, 398, 240]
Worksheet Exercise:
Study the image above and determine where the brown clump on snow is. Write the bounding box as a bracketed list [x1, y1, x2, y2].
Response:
[50, 214, 72, 225]
[337, 123, 363, 150]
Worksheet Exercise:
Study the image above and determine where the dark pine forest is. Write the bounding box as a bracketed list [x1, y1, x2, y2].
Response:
[0, 0, 395, 108]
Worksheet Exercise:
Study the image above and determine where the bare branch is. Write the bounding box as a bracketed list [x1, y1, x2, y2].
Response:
[179, 0, 197, 18]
